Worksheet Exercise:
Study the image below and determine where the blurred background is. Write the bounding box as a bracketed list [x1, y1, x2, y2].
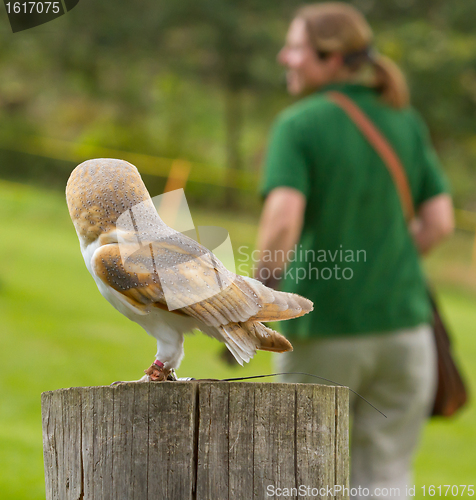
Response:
[0, 0, 475, 498]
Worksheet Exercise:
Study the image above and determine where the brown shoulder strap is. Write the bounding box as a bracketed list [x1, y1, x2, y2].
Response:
[327, 90, 415, 221]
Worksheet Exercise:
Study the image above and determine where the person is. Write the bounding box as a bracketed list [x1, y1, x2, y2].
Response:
[256, 3, 454, 498]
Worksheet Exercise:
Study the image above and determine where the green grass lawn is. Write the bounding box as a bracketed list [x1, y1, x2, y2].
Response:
[0, 179, 475, 499]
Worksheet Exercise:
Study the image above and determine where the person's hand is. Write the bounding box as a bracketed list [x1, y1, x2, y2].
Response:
[410, 193, 454, 254]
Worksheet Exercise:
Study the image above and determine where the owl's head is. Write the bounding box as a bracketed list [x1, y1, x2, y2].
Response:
[66, 159, 153, 245]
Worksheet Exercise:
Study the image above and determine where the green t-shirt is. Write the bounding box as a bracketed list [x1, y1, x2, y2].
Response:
[260, 83, 448, 339]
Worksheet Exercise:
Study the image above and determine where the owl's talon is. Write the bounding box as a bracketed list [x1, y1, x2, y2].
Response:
[144, 361, 171, 382]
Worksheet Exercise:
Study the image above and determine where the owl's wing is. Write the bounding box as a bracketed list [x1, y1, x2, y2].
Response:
[91, 237, 311, 325]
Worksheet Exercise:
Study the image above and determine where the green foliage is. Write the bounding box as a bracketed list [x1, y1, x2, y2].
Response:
[1, 0, 474, 209]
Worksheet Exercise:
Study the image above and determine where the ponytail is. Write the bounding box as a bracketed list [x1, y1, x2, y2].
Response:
[296, 2, 410, 109]
[372, 53, 409, 109]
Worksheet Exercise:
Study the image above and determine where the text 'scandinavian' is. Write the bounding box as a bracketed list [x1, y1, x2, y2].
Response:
[66, 159, 313, 381]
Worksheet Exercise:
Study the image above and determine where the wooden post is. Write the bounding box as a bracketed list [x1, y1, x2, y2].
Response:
[41, 382, 349, 500]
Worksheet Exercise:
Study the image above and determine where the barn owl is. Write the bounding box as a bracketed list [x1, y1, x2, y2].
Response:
[66, 159, 312, 381]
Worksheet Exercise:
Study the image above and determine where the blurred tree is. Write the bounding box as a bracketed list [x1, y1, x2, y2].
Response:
[148, 0, 299, 205]
[0, 0, 475, 208]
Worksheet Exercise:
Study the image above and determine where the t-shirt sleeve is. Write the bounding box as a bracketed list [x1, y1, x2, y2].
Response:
[260, 114, 311, 199]
[412, 111, 450, 206]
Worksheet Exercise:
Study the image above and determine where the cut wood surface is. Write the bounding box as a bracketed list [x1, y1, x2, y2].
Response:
[42, 382, 349, 500]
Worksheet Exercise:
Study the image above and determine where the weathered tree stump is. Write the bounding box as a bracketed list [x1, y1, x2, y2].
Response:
[41, 382, 349, 500]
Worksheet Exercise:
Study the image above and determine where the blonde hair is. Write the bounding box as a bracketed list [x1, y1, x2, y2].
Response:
[296, 2, 409, 108]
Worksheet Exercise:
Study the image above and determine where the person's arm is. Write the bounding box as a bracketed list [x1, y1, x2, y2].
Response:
[255, 187, 306, 287]
[409, 193, 454, 255]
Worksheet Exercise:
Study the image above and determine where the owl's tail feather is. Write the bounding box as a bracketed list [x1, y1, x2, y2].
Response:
[243, 321, 293, 353]
[219, 320, 293, 366]
[219, 323, 257, 366]
[241, 276, 313, 322]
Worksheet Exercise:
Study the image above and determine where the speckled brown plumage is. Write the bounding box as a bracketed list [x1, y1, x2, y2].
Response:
[66, 158, 313, 378]
[66, 159, 152, 245]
